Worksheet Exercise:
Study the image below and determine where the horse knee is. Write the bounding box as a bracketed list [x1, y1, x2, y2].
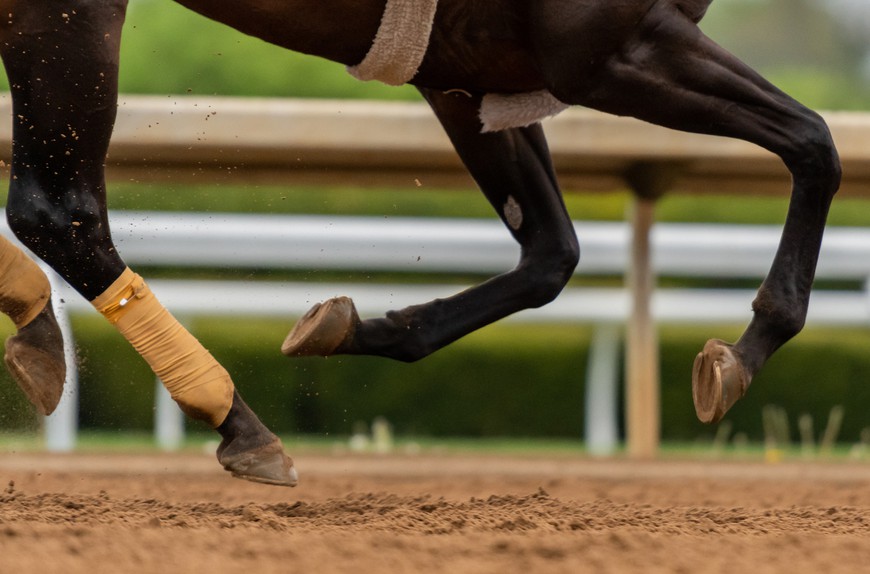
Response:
[7, 176, 104, 245]
[5, 177, 122, 298]
[5, 180, 56, 250]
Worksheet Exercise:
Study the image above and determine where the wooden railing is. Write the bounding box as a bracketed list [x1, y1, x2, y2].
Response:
[2, 95, 867, 194]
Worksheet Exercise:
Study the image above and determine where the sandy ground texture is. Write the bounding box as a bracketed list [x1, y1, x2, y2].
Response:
[1, 450, 870, 573]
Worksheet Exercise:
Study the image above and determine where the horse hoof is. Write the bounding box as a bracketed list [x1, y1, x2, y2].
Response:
[692, 339, 750, 424]
[219, 438, 299, 487]
[282, 296, 359, 357]
[3, 304, 66, 416]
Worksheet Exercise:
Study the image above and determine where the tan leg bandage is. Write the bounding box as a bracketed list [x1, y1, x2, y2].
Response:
[0, 235, 51, 329]
[92, 268, 234, 427]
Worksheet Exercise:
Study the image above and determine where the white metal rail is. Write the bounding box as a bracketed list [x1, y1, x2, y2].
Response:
[5, 212, 869, 453]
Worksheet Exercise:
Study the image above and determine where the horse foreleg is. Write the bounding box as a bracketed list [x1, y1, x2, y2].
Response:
[284, 88, 579, 362]
[0, 236, 65, 415]
[0, 1, 295, 485]
[535, 0, 841, 422]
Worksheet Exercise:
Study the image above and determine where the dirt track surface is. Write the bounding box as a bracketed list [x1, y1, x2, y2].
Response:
[1, 451, 870, 573]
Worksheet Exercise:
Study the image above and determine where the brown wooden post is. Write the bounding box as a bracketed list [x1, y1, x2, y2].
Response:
[623, 163, 680, 459]
[625, 195, 659, 458]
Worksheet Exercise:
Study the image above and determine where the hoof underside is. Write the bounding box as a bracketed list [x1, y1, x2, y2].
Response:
[219, 439, 298, 487]
[282, 296, 358, 357]
[692, 339, 750, 425]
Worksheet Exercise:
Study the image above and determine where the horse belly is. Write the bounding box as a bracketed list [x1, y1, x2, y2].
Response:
[171, 0, 384, 65]
[415, 1, 544, 93]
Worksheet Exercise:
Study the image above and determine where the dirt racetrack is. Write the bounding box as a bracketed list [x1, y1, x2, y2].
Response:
[2, 449, 870, 573]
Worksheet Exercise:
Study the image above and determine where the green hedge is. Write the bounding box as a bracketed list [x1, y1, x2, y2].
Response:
[3, 314, 870, 445]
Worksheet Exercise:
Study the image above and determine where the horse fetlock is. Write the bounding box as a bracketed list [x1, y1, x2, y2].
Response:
[751, 289, 807, 342]
[375, 306, 444, 362]
[216, 424, 298, 487]
[216, 390, 297, 487]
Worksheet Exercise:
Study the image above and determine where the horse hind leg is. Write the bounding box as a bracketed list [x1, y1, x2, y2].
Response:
[537, 1, 840, 422]
[284, 88, 579, 362]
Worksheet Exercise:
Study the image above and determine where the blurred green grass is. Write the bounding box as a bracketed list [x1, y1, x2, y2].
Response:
[1, 430, 865, 465]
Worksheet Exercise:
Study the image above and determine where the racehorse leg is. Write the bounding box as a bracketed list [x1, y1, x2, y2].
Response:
[0, 1, 295, 485]
[0, 236, 65, 415]
[283, 88, 580, 362]
[534, 0, 841, 422]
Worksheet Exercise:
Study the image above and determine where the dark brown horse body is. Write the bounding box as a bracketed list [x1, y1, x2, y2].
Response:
[0, 0, 841, 484]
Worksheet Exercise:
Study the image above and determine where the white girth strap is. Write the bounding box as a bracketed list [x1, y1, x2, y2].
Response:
[348, 0, 571, 132]
[347, 0, 438, 86]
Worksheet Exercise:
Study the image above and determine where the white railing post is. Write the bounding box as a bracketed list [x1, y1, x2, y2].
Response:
[154, 314, 187, 451]
[584, 323, 621, 456]
[154, 379, 185, 451]
[43, 268, 78, 452]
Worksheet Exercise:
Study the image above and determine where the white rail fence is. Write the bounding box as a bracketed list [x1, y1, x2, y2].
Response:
[9, 212, 870, 454]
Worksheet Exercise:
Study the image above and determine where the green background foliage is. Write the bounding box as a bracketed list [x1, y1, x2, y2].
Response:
[118, 0, 421, 101]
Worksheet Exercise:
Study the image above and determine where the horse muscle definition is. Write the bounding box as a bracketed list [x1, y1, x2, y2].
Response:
[0, 0, 841, 485]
